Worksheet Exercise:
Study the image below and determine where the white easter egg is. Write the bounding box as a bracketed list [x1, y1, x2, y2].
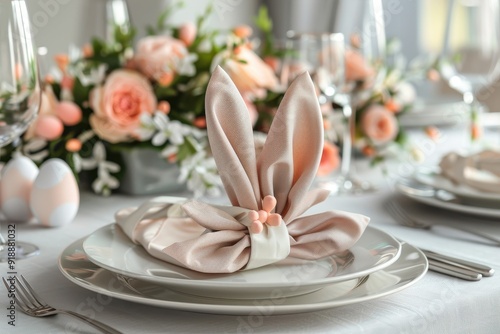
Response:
[30, 159, 79, 227]
[1, 156, 39, 221]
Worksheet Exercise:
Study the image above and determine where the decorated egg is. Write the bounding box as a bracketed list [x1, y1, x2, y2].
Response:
[1, 156, 39, 221]
[30, 159, 79, 227]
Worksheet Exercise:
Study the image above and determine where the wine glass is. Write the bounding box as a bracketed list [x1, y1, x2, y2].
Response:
[439, 0, 500, 146]
[310, 0, 386, 195]
[329, 0, 387, 194]
[0, 0, 41, 261]
[285, 32, 361, 194]
[105, 0, 132, 45]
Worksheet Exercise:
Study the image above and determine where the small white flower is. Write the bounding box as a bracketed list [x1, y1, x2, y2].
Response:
[88, 142, 121, 195]
[176, 53, 198, 76]
[76, 64, 107, 87]
[135, 113, 157, 141]
[150, 112, 192, 146]
[393, 81, 416, 106]
[178, 150, 221, 198]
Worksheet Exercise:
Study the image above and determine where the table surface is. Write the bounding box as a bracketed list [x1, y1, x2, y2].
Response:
[1, 123, 499, 334]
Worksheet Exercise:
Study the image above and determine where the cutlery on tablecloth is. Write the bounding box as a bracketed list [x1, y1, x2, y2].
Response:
[397, 240, 494, 281]
[2, 276, 122, 334]
[386, 200, 500, 246]
[427, 260, 482, 281]
[422, 249, 494, 277]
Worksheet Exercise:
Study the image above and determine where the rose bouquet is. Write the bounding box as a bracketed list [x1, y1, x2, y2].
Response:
[1, 4, 282, 196]
[318, 38, 419, 174]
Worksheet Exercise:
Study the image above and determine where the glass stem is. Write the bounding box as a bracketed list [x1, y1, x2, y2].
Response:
[340, 96, 355, 178]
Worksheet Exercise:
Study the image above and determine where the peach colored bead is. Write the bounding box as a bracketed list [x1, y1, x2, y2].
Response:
[82, 44, 93, 58]
[157, 101, 171, 114]
[193, 117, 206, 129]
[158, 72, 174, 87]
[35, 115, 64, 140]
[55, 101, 82, 126]
[262, 195, 277, 212]
[250, 220, 263, 234]
[267, 214, 281, 227]
[425, 126, 440, 141]
[65, 138, 82, 152]
[233, 25, 253, 38]
[362, 145, 376, 157]
[54, 54, 70, 72]
[179, 22, 197, 46]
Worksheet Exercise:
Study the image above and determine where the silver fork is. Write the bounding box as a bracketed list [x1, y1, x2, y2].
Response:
[385, 200, 500, 246]
[2, 276, 122, 334]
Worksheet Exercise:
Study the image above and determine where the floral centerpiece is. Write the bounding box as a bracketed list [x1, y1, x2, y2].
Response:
[2, 4, 282, 196]
[318, 37, 420, 175]
[1, 3, 420, 195]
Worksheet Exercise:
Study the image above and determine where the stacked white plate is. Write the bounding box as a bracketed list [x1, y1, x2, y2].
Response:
[58, 218, 428, 315]
[396, 168, 500, 219]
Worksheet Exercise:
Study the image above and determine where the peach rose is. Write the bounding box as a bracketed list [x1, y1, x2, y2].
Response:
[361, 105, 399, 144]
[345, 49, 374, 82]
[134, 35, 189, 82]
[89, 70, 156, 143]
[224, 46, 278, 98]
[317, 141, 340, 176]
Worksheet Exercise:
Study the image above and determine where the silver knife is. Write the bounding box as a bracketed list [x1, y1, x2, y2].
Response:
[428, 259, 482, 281]
[422, 249, 495, 277]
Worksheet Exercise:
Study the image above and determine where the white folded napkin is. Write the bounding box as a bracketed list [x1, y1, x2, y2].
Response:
[439, 150, 500, 193]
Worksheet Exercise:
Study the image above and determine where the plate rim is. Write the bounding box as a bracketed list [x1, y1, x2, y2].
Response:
[415, 169, 500, 202]
[82, 224, 402, 290]
[58, 238, 427, 315]
[397, 182, 500, 219]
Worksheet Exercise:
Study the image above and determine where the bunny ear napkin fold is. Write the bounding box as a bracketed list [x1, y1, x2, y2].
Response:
[116, 67, 370, 274]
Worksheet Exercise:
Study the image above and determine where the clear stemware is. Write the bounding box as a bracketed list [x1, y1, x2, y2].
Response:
[325, 0, 387, 195]
[438, 0, 500, 147]
[0, 0, 41, 261]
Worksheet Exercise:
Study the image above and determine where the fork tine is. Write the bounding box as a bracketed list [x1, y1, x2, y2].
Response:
[14, 277, 38, 309]
[386, 201, 429, 229]
[16, 276, 46, 308]
[2, 277, 29, 313]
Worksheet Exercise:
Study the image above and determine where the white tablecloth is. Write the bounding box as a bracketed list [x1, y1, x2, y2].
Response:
[1, 124, 499, 334]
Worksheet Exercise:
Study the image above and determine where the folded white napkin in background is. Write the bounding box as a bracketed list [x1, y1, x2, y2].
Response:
[439, 150, 500, 193]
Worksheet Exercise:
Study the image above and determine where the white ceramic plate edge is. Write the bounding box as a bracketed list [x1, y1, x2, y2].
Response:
[82, 224, 402, 290]
[397, 188, 500, 219]
[58, 238, 428, 315]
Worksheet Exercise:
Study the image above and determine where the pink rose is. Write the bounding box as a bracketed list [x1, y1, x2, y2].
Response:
[224, 46, 278, 99]
[345, 49, 374, 82]
[134, 35, 189, 82]
[179, 22, 197, 46]
[361, 105, 398, 144]
[89, 70, 156, 143]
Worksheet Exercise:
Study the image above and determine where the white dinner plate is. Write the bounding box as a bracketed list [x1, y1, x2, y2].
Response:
[396, 180, 500, 219]
[59, 238, 427, 315]
[414, 169, 500, 202]
[82, 225, 401, 299]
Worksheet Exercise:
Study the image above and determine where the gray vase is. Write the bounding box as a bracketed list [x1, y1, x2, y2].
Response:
[119, 148, 186, 195]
